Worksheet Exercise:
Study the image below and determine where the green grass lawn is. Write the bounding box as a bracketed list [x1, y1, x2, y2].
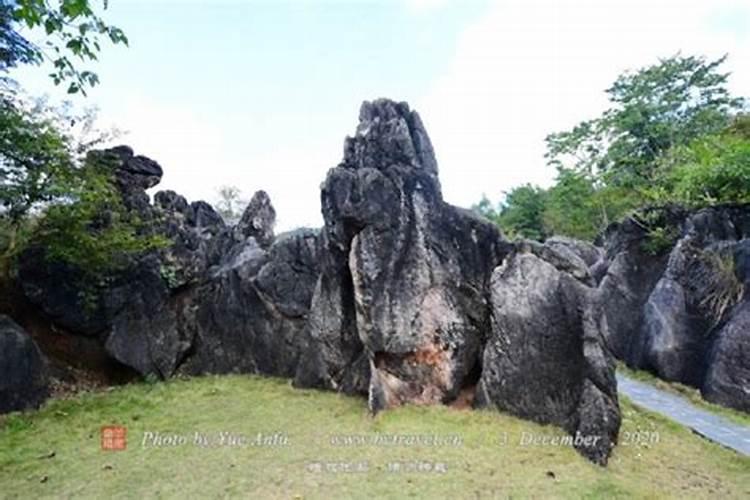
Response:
[1, 374, 748, 499]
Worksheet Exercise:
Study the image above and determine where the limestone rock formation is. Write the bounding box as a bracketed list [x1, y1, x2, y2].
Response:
[0, 315, 49, 414]
[235, 190, 276, 249]
[597, 204, 750, 412]
[294, 100, 509, 410]
[475, 244, 620, 465]
[703, 298, 750, 412]
[101, 186, 319, 378]
[545, 235, 603, 267]
[177, 228, 321, 377]
[102, 253, 188, 378]
[12, 99, 631, 465]
[17, 150, 229, 336]
[17, 145, 319, 382]
[106, 145, 164, 216]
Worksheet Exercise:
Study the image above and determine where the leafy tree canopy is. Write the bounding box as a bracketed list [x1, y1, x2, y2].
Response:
[546, 54, 745, 186]
[1, 0, 127, 94]
[0, 91, 165, 278]
[475, 185, 548, 241]
[0, 5, 163, 282]
[479, 54, 748, 242]
[650, 115, 750, 206]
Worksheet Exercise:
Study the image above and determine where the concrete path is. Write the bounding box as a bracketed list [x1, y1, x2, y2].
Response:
[616, 373, 750, 456]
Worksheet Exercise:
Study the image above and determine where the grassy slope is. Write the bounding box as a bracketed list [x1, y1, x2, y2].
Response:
[0, 375, 748, 499]
[617, 363, 750, 427]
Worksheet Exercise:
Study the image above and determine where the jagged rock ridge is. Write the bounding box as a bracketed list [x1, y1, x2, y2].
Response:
[293, 99, 620, 464]
[10, 99, 623, 465]
[18, 148, 322, 380]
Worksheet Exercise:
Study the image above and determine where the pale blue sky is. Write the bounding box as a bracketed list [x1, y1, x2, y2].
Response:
[72, 0, 486, 121]
[11, 0, 750, 229]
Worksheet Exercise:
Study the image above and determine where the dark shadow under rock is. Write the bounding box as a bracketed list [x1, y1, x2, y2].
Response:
[0, 315, 49, 414]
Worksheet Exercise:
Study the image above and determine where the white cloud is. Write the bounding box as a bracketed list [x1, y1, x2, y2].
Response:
[418, 0, 750, 209]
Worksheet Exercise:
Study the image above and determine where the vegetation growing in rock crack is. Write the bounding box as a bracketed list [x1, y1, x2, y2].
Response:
[700, 251, 744, 330]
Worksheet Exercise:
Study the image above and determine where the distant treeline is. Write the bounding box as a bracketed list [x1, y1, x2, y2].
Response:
[475, 54, 750, 241]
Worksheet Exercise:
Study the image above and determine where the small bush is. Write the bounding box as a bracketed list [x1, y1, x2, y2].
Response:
[700, 251, 744, 328]
[641, 226, 679, 256]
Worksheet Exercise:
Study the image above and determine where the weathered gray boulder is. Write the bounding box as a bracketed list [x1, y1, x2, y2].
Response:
[702, 299, 750, 412]
[17, 148, 231, 337]
[701, 240, 750, 412]
[597, 204, 750, 412]
[518, 239, 594, 286]
[292, 100, 620, 465]
[103, 254, 191, 378]
[103, 224, 321, 379]
[293, 243, 370, 395]
[597, 249, 668, 362]
[545, 235, 603, 267]
[98, 146, 163, 216]
[0, 315, 49, 414]
[187, 201, 226, 237]
[235, 190, 276, 249]
[294, 99, 509, 409]
[595, 210, 676, 361]
[108, 145, 163, 191]
[475, 247, 620, 465]
[630, 237, 739, 386]
[153, 192, 230, 290]
[154, 190, 190, 214]
[178, 228, 321, 377]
